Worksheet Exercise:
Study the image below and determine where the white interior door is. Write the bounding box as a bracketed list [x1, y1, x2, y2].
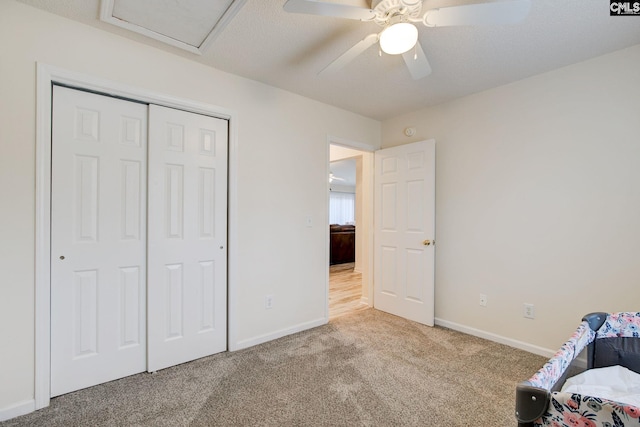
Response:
[147, 105, 228, 372]
[51, 86, 148, 396]
[374, 140, 435, 326]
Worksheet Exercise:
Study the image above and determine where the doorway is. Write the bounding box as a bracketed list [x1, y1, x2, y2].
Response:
[326, 139, 435, 326]
[328, 143, 372, 319]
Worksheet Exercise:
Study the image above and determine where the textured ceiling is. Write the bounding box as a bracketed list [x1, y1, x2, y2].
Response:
[16, 0, 640, 120]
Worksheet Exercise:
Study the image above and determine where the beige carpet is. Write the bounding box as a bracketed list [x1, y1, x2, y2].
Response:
[2, 309, 546, 426]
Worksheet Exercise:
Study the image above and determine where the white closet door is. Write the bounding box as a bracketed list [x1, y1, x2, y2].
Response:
[147, 105, 228, 372]
[51, 86, 147, 396]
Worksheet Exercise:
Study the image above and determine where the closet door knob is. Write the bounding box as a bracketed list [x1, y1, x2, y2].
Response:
[422, 240, 431, 246]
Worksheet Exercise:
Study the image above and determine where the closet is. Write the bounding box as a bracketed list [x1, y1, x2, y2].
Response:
[50, 86, 228, 396]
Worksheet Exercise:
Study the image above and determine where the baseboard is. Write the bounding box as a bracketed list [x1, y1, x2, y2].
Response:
[433, 318, 588, 371]
[434, 317, 557, 359]
[0, 399, 35, 422]
[232, 317, 328, 351]
[360, 296, 369, 306]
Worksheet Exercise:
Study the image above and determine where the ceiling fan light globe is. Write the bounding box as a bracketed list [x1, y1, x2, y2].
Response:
[379, 22, 418, 55]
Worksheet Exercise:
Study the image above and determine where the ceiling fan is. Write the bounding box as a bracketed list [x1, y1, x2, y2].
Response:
[283, 0, 531, 79]
[329, 172, 345, 182]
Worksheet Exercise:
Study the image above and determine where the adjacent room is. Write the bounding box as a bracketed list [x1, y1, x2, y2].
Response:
[1, 0, 639, 425]
[329, 145, 369, 319]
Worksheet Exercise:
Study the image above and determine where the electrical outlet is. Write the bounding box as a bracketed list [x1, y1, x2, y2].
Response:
[265, 295, 274, 310]
[524, 303, 535, 319]
[479, 294, 487, 307]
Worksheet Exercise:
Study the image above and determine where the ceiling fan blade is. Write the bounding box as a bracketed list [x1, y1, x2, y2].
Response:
[424, 0, 531, 27]
[402, 41, 432, 80]
[319, 33, 379, 75]
[283, 0, 376, 21]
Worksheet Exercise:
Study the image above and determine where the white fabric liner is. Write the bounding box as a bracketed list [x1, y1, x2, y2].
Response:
[561, 365, 640, 408]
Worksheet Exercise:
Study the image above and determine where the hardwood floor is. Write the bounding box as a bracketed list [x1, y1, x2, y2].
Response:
[329, 262, 368, 319]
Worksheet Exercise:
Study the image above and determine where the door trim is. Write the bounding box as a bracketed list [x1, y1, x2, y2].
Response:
[35, 63, 238, 409]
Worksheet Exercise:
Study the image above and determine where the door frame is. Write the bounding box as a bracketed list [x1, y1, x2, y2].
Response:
[34, 63, 238, 409]
[326, 136, 375, 316]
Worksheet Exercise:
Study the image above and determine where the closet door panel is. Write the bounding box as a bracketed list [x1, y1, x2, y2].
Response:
[147, 105, 228, 372]
[51, 86, 147, 396]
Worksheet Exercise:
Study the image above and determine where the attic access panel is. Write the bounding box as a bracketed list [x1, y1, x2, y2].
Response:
[100, 0, 247, 55]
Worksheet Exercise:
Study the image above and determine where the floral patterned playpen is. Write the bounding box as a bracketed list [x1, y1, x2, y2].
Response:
[516, 312, 640, 427]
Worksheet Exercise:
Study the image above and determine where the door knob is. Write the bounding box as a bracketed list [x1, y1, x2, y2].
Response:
[422, 240, 431, 246]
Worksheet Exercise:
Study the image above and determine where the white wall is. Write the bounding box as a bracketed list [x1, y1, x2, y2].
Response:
[354, 157, 364, 273]
[0, 0, 380, 415]
[382, 44, 640, 354]
[330, 145, 364, 162]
